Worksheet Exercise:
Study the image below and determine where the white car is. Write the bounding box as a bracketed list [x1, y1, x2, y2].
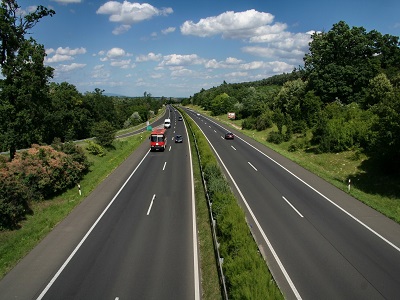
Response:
[164, 118, 171, 128]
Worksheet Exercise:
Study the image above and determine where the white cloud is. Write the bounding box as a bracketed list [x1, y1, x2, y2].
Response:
[171, 68, 194, 77]
[136, 52, 162, 62]
[46, 54, 74, 63]
[160, 54, 205, 67]
[110, 59, 135, 69]
[205, 57, 244, 69]
[45, 47, 86, 63]
[51, 0, 81, 3]
[181, 9, 274, 38]
[57, 63, 86, 73]
[106, 47, 126, 59]
[162, 27, 176, 34]
[225, 57, 243, 64]
[54, 47, 86, 56]
[92, 65, 110, 79]
[112, 24, 131, 35]
[180, 9, 312, 64]
[97, 1, 173, 27]
[97, 48, 134, 68]
[225, 71, 248, 78]
[242, 45, 306, 61]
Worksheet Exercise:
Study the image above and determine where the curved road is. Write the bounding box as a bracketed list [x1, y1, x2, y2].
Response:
[186, 109, 400, 300]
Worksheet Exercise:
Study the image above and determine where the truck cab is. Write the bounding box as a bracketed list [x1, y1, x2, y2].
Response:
[150, 128, 167, 151]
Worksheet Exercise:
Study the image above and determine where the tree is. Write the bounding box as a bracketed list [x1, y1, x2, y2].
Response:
[365, 73, 395, 107]
[91, 120, 116, 147]
[0, 1, 55, 159]
[210, 93, 234, 116]
[303, 21, 400, 105]
[45, 82, 88, 143]
[369, 92, 400, 173]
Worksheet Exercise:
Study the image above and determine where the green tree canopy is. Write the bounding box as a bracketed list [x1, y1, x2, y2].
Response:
[304, 21, 400, 105]
[0, 0, 55, 159]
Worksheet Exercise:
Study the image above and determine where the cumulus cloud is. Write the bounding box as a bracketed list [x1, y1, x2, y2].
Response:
[161, 27, 176, 35]
[171, 68, 193, 77]
[57, 63, 86, 72]
[45, 47, 86, 63]
[91, 65, 111, 79]
[136, 52, 162, 62]
[159, 54, 205, 67]
[181, 9, 275, 38]
[97, 1, 173, 30]
[242, 45, 306, 61]
[105, 47, 127, 59]
[205, 57, 244, 69]
[110, 59, 134, 69]
[97, 47, 134, 68]
[51, 0, 81, 3]
[113, 24, 131, 35]
[180, 9, 312, 64]
[51, 0, 82, 4]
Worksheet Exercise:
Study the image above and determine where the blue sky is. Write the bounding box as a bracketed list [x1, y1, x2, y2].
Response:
[17, 0, 400, 97]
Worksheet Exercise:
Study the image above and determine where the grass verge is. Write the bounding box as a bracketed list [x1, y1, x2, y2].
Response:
[190, 132, 223, 300]
[0, 135, 144, 279]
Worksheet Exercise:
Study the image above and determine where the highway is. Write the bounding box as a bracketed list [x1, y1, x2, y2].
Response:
[0, 107, 200, 299]
[185, 109, 400, 300]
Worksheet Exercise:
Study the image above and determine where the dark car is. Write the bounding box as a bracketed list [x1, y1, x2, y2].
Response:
[178, 116, 183, 121]
[225, 132, 234, 139]
[175, 134, 183, 143]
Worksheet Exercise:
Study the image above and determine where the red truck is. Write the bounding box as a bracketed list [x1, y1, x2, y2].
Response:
[150, 128, 167, 151]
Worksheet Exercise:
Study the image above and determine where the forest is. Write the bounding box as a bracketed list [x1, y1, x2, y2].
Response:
[184, 21, 400, 175]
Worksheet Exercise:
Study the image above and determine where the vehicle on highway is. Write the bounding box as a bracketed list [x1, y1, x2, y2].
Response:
[175, 134, 183, 143]
[178, 116, 183, 121]
[164, 118, 171, 128]
[225, 132, 234, 139]
[196, 113, 200, 116]
[150, 128, 167, 151]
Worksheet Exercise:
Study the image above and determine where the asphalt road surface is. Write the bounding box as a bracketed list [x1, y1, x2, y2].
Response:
[186, 109, 400, 300]
[0, 107, 200, 300]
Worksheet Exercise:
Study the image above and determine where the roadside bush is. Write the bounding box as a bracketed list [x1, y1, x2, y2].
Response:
[256, 111, 273, 131]
[267, 131, 284, 144]
[6, 144, 88, 199]
[241, 117, 257, 130]
[288, 138, 310, 152]
[0, 171, 33, 229]
[52, 140, 91, 170]
[86, 140, 106, 157]
[0, 144, 90, 229]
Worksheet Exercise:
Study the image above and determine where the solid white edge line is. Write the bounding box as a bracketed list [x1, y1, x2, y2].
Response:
[184, 117, 201, 300]
[147, 194, 156, 215]
[248, 161, 258, 171]
[36, 150, 151, 300]
[282, 196, 304, 218]
[203, 116, 400, 253]
[193, 122, 302, 300]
